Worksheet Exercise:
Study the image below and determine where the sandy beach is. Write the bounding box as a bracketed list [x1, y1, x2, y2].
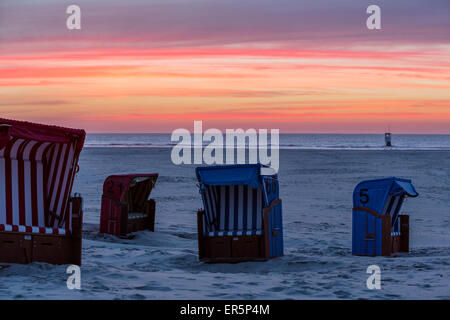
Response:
[0, 147, 449, 299]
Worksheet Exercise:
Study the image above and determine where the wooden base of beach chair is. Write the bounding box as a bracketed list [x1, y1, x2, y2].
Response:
[0, 196, 83, 265]
[200, 236, 268, 263]
[197, 210, 270, 263]
[0, 233, 82, 265]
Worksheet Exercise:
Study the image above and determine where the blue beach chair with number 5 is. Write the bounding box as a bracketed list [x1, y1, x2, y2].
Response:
[352, 177, 418, 256]
[196, 164, 283, 263]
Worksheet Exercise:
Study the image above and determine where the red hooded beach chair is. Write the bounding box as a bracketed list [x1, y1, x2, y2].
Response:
[0, 118, 85, 265]
[100, 174, 158, 237]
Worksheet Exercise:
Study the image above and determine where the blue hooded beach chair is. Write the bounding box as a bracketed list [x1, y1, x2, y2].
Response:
[196, 164, 283, 262]
[352, 177, 418, 256]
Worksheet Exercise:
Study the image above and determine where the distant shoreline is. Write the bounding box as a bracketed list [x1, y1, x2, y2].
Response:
[83, 145, 450, 151]
[83, 133, 450, 151]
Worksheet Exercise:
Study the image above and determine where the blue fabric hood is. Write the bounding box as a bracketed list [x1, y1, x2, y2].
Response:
[392, 180, 418, 197]
[196, 164, 262, 188]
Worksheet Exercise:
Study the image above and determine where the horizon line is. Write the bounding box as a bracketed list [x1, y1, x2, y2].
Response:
[85, 132, 450, 135]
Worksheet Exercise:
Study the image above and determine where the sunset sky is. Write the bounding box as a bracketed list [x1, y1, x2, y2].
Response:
[0, 0, 449, 133]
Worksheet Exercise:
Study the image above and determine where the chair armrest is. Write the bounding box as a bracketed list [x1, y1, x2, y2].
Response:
[70, 195, 84, 237]
[263, 198, 282, 215]
[197, 210, 206, 259]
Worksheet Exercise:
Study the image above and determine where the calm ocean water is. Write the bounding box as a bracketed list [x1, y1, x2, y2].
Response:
[85, 134, 450, 150]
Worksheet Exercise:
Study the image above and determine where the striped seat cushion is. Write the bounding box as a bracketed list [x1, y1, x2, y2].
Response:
[0, 223, 68, 235]
[128, 212, 149, 220]
[205, 229, 263, 237]
[202, 185, 264, 237]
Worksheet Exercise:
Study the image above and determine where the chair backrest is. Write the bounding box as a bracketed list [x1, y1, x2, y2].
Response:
[125, 177, 155, 213]
[0, 119, 85, 231]
[197, 164, 279, 234]
[202, 184, 264, 233]
[0, 138, 51, 227]
[46, 141, 78, 228]
[381, 193, 405, 233]
[102, 174, 158, 209]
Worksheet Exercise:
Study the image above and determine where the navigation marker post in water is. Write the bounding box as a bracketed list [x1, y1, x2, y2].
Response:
[385, 132, 392, 147]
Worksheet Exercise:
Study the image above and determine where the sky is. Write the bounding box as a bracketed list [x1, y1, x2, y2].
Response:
[0, 0, 449, 133]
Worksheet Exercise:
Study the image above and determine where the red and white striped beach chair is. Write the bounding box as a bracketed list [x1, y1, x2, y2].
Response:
[0, 118, 85, 265]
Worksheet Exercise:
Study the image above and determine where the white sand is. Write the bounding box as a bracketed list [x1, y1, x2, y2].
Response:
[1, 148, 449, 299]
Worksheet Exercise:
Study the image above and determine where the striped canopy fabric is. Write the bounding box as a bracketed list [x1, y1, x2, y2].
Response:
[125, 177, 154, 213]
[0, 119, 85, 234]
[381, 193, 405, 235]
[202, 184, 264, 236]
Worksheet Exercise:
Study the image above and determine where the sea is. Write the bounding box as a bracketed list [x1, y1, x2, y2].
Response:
[85, 133, 450, 150]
